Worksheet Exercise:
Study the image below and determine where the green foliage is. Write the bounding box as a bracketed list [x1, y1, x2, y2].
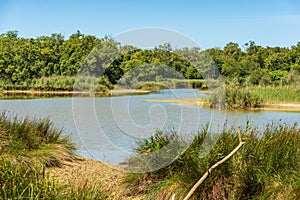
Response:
[0, 31, 201, 92]
[207, 41, 300, 86]
[0, 31, 300, 92]
[31, 76, 76, 91]
[125, 124, 300, 199]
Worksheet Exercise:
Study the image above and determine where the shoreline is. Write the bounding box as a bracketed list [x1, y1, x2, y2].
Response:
[0, 89, 151, 97]
[141, 97, 207, 107]
[2, 90, 300, 112]
[141, 98, 300, 112]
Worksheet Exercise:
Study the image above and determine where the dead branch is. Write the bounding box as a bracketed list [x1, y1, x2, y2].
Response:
[183, 126, 245, 200]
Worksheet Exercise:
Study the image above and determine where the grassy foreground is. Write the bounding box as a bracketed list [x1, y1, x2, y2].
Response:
[125, 123, 300, 199]
[1, 112, 299, 199]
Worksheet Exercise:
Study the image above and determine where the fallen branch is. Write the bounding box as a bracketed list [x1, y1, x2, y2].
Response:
[183, 126, 245, 200]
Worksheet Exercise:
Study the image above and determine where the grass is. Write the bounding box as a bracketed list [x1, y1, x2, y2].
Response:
[0, 157, 107, 199]
[0, 75, 114, 92]
[0, 157, 58, 199]
[248, 86, 300, 104]
[208, 85, 300, 109]
[209, 86, 262, 109]
[0, 111, 75, 166]
[0, 112, 107, 199]
[124, 122, 300, 199]
[1, 111, 299, 199]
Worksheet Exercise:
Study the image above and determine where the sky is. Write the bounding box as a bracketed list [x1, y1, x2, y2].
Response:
[0, 0, 300, 49]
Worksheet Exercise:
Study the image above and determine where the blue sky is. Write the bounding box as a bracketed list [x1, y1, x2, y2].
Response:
[0, 0, 300, 49]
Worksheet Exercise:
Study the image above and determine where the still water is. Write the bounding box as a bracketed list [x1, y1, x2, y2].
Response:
[0, 89, 299, 164]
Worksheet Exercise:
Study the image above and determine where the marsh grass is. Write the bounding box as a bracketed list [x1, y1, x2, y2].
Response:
[209, 86, 262, 109]
[0, 75, 114, 92]
[0, 111, 75, 167]
[209, 85, 300, 109]
[248, 86, 300, 103]
[125, 123, 300, 199]
[0, 112, 107, 199]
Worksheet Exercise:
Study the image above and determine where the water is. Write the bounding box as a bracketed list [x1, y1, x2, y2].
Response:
[0, 89, 299, 165]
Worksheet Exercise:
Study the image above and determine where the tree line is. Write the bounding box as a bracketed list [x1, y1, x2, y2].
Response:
[0, 30, 299, 91]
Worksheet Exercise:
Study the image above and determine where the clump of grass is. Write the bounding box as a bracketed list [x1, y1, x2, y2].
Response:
[209, 86, 300, 110]
[209, 86, 262, 109]
[125, 129, 186, 174]
[0, 112, 107, 199]
[0, 111, 75, 167]
[125, 123, 300, 199]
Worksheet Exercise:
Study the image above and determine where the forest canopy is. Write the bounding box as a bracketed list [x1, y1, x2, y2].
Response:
[0, 30, 299, 91]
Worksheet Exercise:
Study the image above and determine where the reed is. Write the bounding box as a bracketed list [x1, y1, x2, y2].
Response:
[209, 86, 262, 109]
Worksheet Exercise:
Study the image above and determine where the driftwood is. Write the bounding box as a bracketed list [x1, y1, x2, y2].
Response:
[179, 126, 245, 200]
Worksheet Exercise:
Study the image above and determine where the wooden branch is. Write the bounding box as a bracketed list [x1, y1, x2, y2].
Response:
[238, 126, 242, 144]
[183, 127, 245, 200]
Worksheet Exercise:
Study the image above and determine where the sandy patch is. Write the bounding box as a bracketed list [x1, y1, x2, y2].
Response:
[141, 97, 207, 107]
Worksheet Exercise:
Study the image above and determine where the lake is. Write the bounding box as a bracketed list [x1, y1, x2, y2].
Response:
[0, 89, 299, 166]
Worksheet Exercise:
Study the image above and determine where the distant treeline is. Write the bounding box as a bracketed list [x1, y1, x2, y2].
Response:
[0, 30, 299, 91]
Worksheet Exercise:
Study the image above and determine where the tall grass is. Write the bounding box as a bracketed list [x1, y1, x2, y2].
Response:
[0, 157, 59, 199]
[125, 123, 300, 199]
[208, 85, 300, 109]
[0, 112, 107, 199]
[209, 86, 262, 109]
[0, 112, 75, 166]
[248, 86, 300, 103]
[0, 157, 107, 199]
[0, 75, 113, 92]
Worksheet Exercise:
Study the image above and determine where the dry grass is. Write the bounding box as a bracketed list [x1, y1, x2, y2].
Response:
[46, 156, 146, 200]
